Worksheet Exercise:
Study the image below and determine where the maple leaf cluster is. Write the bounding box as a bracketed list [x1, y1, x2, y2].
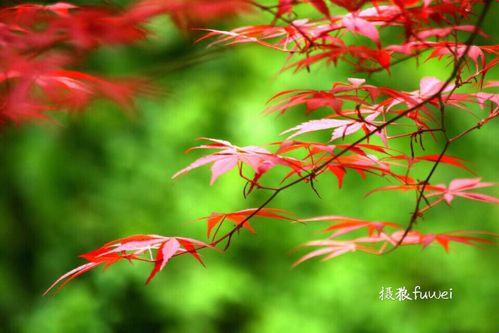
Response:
[44, 0, 498, 293]
[293, 215, 497, 265]
[44, 235, 211, 294]
[205, 0, 495, 75]
[0, 1, 248, 125]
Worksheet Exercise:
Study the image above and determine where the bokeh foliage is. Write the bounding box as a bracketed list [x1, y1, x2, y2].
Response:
[0, 2, 498, 332]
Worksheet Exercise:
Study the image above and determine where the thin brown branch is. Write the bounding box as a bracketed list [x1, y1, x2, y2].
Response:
[450, 111, 498, 143]
[382, 141, 450, 254]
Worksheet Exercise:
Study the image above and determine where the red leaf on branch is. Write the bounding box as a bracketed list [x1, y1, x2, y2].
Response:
[199, 208, 294, 238]
[276, 0, 294, 18]
[387, 154, 472, 173]
[307, 0, 330, 17]
[45, 235, 211, 294]
[294, 228, 498, 266]
[281, 111, 383, 142]
[331, 0, 369, 11]
[342, 13, 379, 45]
[172, 138, 303, 185]
[430, 178, 499, 204]
[300, 215, 401, 237]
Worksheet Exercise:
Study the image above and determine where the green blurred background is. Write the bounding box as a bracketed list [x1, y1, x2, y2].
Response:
[0, 2, 498, 332]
